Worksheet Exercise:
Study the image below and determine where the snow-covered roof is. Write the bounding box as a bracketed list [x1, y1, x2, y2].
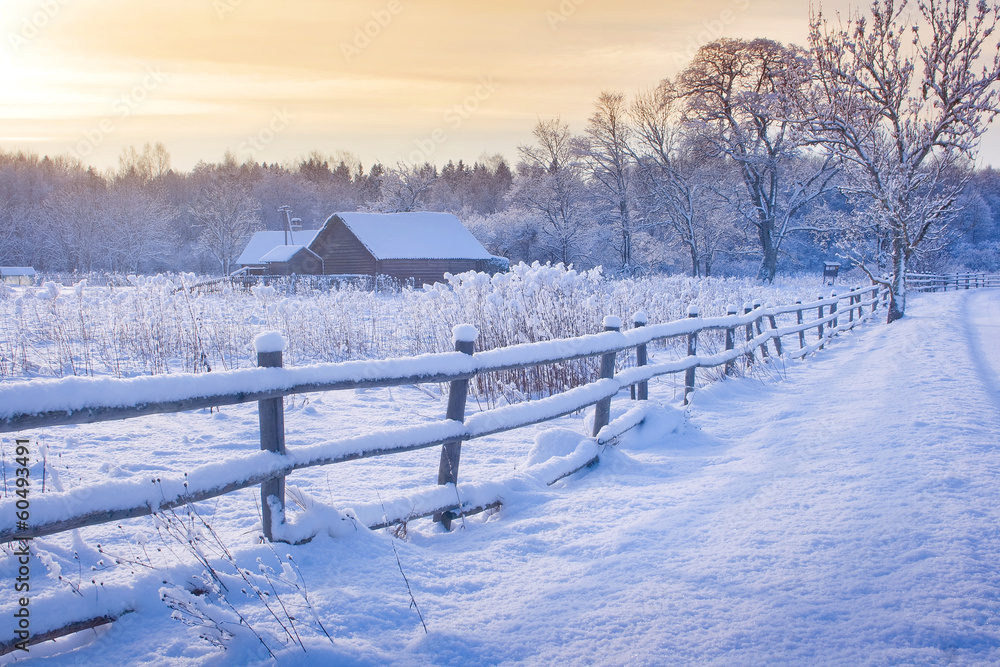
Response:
[332, 212, 492, 260]
[258, 245, 308, 263]
[237, 230, 321, 266]
[0, 267, 35, 276]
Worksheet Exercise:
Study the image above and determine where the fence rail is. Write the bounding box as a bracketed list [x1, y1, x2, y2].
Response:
[906, 272, 1000, 292]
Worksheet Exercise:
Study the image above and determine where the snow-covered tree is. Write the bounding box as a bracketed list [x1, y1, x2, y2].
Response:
[367, 163, 438, 213]
[509, 118, 595, 265]
[630, 83, 737, 277]
[809, 0, 1000, 322]
[190, 157, 263, 275]
[103, 180, 177, 273]
[677, 38, 839, 282]
[582, 91, 639, 273]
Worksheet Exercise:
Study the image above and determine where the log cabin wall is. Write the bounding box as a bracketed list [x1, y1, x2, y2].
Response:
[379, 258, 480, 285]
[311, 217, 377, 275]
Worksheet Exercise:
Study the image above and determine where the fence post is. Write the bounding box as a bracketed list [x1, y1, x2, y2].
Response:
[435, 325, 477, 530]
[848, 289, 856, 324]
[796, 299, 805, 349]
[830, 292, 838, 331]
[743, 302, 756, 367]
[684, 306, 699, 405]
[766, 306, 782, 356]
[753, 300, 769, 359]
[724, 305, 737, 376]
[592, 316, 621, 437]
[256, 333, 286, 542]
[633, 311, 648, 401]
[817, 296, 825, 350]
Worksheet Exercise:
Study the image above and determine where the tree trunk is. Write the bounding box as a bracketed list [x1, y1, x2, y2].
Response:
[886, 234, 906, 323]
[756, 220, 778, 283]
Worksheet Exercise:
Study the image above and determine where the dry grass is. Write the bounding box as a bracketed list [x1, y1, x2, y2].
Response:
[0, 265, 827, 402]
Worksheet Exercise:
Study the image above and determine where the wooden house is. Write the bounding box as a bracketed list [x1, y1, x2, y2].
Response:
[237, 212, 503, 284]
[0, 267, 35, 285]
[236, 229, 322, 276]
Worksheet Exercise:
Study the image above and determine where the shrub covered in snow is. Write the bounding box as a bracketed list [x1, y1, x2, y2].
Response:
[0, 266, 831, 400]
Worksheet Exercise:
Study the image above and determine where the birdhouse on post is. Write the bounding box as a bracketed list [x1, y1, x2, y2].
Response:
[823, 261, 841, 286]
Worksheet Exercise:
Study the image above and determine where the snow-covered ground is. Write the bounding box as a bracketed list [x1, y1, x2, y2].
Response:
[4, 288, 1000, 665]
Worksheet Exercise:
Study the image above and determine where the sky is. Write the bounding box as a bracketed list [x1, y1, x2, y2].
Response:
[1, 0, 998, 173]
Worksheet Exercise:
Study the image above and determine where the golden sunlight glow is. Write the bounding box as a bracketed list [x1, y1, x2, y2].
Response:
[0, 0, 995, 170]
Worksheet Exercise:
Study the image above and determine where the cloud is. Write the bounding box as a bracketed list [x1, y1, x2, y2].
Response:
[0, 0, 992, 170]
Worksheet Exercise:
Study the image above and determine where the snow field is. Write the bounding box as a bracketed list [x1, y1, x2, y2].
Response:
[31, 288, 993, 665]
[5, 278, 992, 664]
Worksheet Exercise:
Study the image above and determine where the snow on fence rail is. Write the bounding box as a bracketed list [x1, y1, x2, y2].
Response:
[0, 285, 896, 653]
[0, 285, 886, 547]
[906, 272, 1000, 292]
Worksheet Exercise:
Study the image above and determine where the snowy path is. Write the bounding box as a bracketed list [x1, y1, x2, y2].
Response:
[384, 288, 1000, 666]
[12, 290, 1000, 665]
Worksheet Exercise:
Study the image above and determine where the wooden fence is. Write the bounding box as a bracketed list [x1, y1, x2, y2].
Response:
[0, 284, 887, 545]
[0, 284, 892, 652]
[906, 272, 1000, 292]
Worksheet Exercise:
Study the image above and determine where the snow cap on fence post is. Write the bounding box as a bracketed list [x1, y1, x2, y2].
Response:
[743, 302, 753, 314]
[727, 304, 738, 316]
[632, 311, 648, 326]
[254, 331, 286, 354]
[452, 324, 479, 344]
[687, 305, 699, 317]
[603, 315, 622, 331]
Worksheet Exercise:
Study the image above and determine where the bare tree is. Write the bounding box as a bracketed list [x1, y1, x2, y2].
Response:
[41, 180, 108, 272]
[630, 83, 737, 277]
[190, 165, 263, 275]
[678, 38, 840, 282]
[509, 118, 595, 265]
[118, 142, 172, 183]
[368, 162, 438, 213]
[103, 181, 177, 273]
[582, 91, 638, 273]
[810, 0, 1000, 321]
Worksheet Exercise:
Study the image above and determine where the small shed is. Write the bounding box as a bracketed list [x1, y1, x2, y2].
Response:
[823, 261, 841, 286]
[238, 212, 504, 284]
[0, 267, 35, 285]
[236, 230, 321, 276]
[256, 245, 325, 276]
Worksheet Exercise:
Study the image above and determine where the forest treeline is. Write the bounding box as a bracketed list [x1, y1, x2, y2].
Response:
[1, 2, 999, 288]
[3, 138, 996, 279]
